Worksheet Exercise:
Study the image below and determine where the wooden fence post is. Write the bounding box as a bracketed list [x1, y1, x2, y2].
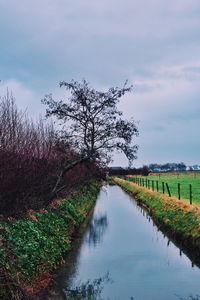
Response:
[189, 184, 192, 205]
[178, 183, 181, 200]
[162, 182, 165, 194]
[156, 181, 159, 192]
[166, 183, 171, 197]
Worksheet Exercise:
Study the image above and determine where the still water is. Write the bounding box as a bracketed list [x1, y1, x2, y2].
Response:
[54, 185, 200, 300]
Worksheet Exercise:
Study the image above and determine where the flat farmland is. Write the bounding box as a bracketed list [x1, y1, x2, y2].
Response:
[127, 173, 200, 206]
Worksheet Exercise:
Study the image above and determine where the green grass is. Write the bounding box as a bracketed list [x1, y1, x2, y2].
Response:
[112, 177, 200, 240]
[125, 173, 200, 206]
[0, 181, 101, 298]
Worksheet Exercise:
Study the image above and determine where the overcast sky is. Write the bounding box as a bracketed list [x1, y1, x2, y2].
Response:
[0, 0, 200, 167]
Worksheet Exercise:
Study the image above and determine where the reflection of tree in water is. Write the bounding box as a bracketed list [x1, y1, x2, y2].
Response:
[61, 273, 136, 300]
[63, 272, 111, 300]
[86, 214, 108, 247]
[45, 273, 113, 300]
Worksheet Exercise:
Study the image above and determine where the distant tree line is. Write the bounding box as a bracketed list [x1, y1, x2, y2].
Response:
[148, 162, 186, 172]
[109, 166, 149, 176]
[188, 164, 200, 171]
[109, 162, 189, 176]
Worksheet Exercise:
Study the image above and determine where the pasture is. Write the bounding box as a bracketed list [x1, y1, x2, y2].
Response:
[126, 173, 200, 206]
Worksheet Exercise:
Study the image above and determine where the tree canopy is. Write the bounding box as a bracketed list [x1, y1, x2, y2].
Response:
[42, 79, 139, 167]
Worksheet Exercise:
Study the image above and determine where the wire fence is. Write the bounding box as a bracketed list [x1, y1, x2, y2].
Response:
[123, 175, 200, 206]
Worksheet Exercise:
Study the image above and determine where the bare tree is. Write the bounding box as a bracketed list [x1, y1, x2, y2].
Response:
[42, 79, 139, 170]
[0, 92, 104, 214]
[0, 92, 57, 160]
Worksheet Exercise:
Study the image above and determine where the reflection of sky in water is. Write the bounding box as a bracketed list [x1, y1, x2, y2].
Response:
[57, 185, 200, 300]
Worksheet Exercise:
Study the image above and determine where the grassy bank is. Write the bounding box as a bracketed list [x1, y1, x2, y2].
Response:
[0, 181, 101, 299]
[112, 177, 200, 255]
[126, 173, 200, 205]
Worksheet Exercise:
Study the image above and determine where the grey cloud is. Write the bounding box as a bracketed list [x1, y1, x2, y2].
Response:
[1, 0, 200, 88]
[1, 0, 200, 167]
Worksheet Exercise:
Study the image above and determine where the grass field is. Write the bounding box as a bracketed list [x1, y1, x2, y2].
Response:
[125, 173, 200, 206]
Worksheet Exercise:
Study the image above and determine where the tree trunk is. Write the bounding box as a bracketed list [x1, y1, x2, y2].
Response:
[50, 156, 90, 199]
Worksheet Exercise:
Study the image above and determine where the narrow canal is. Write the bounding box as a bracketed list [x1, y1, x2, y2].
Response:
[53, 184, 200, 300]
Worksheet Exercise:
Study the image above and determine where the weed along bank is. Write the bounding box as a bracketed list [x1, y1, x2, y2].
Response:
[0, 181, 101, 299]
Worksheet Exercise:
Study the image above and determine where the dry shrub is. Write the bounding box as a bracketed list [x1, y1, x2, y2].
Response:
[0, 93, 104, 216]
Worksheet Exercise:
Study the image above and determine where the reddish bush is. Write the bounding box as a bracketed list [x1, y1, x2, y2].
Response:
[0, 93, 104, 216]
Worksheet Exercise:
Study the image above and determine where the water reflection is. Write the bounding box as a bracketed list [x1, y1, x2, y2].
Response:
[45, 273, 112, 300]
[50, 185, 200, 300]
[139, 202, 200, 268]
[86, 214, 108, 247]
[63, 272, 111, 300]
